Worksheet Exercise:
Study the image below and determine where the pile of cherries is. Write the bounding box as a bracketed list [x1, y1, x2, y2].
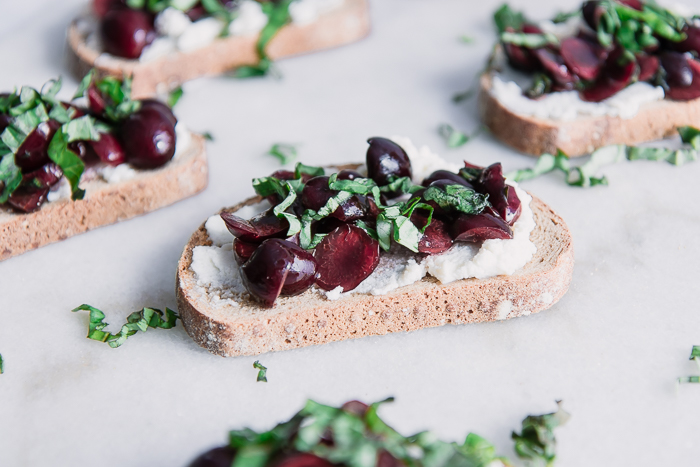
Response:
[503, 0, 700, 101]
[1, 81, 177, 213]
[221, 137, 522, 307]
[93, 0, 240, 59]
[188, 401, 404, 467]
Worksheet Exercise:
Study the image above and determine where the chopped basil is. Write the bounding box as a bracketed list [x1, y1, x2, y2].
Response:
[679, 346, 700, 385]
[253, 361, 268, 382]
[508, 127, 700, 187]
[233, 0, 292, 78]
[267, 143, 298, 165]
[294, 162, 324, 179]
[73, 70, 95, 100]
[273, 182, 302, 236]
[72, 304, 179, 348]
[512, 401, 570, 466]
[494, 3, 525, 34]
[377, 176, 421, 195]
[167, 86, 184, 108]
[459, 34, 475, 43]
[422, 184, 489, 215]
[526, 73, 553, 98]
[202, 132, 215, 141]
[438, 123, 471, 148]
[500, 31, 559, 48]
[452, 88, 475, 103]
[0, 353, 3, 374]
[214, 398, 567, 467]
[0, 153, 22, 203]
[47, 127, 87, 200]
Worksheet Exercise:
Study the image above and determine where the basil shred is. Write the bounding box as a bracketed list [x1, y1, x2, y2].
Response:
[0, 353, 3, 374]
[253, 360, 268, 382]
[251, 163, 488, 253]
[679, 345, 700, 385]
[507, 126, 700, 187]
[212, 398, 568, 467]
[72, 304, 179, 348]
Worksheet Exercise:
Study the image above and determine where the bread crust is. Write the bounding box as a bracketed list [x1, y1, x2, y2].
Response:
[66, 0, 371, 99]
[0, 134, 207, 262]
[479, 72, 700, 157]
[176, 194, 574, 357]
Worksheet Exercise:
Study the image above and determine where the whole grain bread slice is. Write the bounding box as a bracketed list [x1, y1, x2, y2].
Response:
[0, 134, 207, 262]
[479, 72, 700, 158]
[176, 192, 574, 357]
[67, 0, 371, 99]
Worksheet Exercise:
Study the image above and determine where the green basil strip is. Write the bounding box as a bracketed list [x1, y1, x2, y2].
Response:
[0, 153, 23, 203]
[422, 185, 489, 215]
[375, 215, 393, 251]
[268, 143, 298, 165]
[500, 31, 559, 48]
[0, 353, 3, 374]
[48, 116, 101, 200]
[253, 361, 268, 382]
[167, 86, 184, 108]
[438, 123, 470, 148]
[73, 70, 95, 100]
[354, 220, 378, 240]
[691, 346, 700, 360]
[72, 304, 179, 349]
[512, 401, 570, 466]
[295, 162, 324, 178]
[273, 182, 301, 236]
[392, 216, 422, 253]
[493, 4, 525, 34]
[13, 103, 49, 135]
[9, 87, 40, 117]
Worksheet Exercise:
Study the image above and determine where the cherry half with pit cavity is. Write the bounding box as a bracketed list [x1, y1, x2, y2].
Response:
[314, 224, 380, 292]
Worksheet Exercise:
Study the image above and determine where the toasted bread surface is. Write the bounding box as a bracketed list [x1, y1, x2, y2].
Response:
[479, 72, 700, 157]
[67, 0, 371, 99]
[176, 194, 574, 357]
[0, 134, 207, 262]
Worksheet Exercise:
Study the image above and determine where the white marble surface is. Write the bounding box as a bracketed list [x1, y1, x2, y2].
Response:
[0, 1, 699, 466]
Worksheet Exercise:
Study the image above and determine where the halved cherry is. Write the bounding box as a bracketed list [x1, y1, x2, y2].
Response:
[421, 170, 473, 188]
[665, 58, 700, 101]
[637, 54, 660, 82]
[366, 137, 411, 196]
[314, 224, 380, 292]
[187, 446, 236, 467]
[240, 239, 317, 307]
[660, 51, 694, 88]
[22, 163, 63, 189]
[581, 49, 638, 102]
[15, 120, 61, 172]
[233, 238, 258, 265]
[337, 169, 363, 180]
[90, 132, 126, 166]
[87, 84, 107, 116]
[410, 211, 452, 255]
[504, 43, 540, 72]
[505, 185, 522, 225]
[582, 1, 604, 30]
[221, 210, 289, 243]
[473, 163, 518, 223]
[671, 26, 700, 55]
[301, 176, 366, 222]
[7, 185, 50, 213]
[451, 212, 513, 242]
[560, 37, 604, 81]
[101, 8, 156, 59]
[533, 49, 577, 86]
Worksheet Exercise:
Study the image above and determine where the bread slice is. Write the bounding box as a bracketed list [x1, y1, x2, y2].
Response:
[66, 0, 371, 99]
[0, 134, 207, 262]
[479, 72, 700, 158]
[176, 192, 574, 357]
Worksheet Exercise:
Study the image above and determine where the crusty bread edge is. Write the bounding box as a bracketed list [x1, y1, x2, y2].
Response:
[176, 193, 574, 357]
[0, 134, 208, 262]
[479, 71, 700, 157]
[66, 0, 371, 98]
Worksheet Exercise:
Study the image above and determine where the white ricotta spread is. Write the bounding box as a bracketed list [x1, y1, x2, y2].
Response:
[190, 138, 538, 304]
[137, 0, 345, 62]
[490, 74, 665, 121]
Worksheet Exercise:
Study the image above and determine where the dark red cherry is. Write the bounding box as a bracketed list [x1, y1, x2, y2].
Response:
[68, 141, 98, 162]
[617, 0, 643, 10]
[88, 84, 107, 116]
[505, 185, 522, 225]
[582, 49, 638, 102]
[139, 99, 177, 127]
[637, 54, 660, 82]
[301, 176, 335, 211]
[101, 8, 155, 59]
[341, 400, 369, 416]
[7, 185, 49, 213]
[410, 211, 452, 255]
[522, 23, 543, 34]
[451, 212, 513, 243]
[0, 113, 12, 134]
[366, 137, 412, 194]
[120, 107, 176, 168]
[337, 169, 363, 180]
[533, 49, 577, 86]
[15, 120, 61, 172]
[314, 216, 346, 235]
[240, 239, 317, 306]
[233, 238, 258, 265]
[661, 51, 694, 88]
[186, 5, 207, 21]
[22, 163, 63, 189]
[187, 446, 236, 467]
[671, 26, 700, 55]
[421, 170, 473, 188]
[90, 132, 126, 166]
[504, 43, 541, 72]
[376, 451, 403, 467]
[582, 1, 603, 30]
[560, 37, 603, 81]
[474, 163, 514, 222]
[275, 453, 333, 467]
[221, 210, 288, 243]
[314, 224, 380, 292]
[666, 58, 700, 101]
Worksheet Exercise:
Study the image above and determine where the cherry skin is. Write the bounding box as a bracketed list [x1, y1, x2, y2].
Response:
[221, 210, 289, 243]
[187, 446, 236, 467]
[7, 185, 50, 213]
[90, 132, 127, 166]
[366, 137, 412, 195]
[15, 120, 61, 172]
[22, 163, 63, 189]
[139, 99, 177, 127]
[451, 212, 513, 242]
[421, 170, 473, 188]
[101, 8, 156, 59]
[314, 224, 380, 292]
[410, 211, 452, 255]
[120, 107, 176, 169]
[560, 37, 603, 81]
[233, 238, 259, 265]
[275, 453, 333, 467]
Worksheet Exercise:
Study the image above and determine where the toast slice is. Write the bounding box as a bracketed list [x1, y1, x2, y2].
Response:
[176, 191, 574, 357]
[66, 0, 371, 99]
[0, 134, 207, 262]
[479, 72, 700, 158]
